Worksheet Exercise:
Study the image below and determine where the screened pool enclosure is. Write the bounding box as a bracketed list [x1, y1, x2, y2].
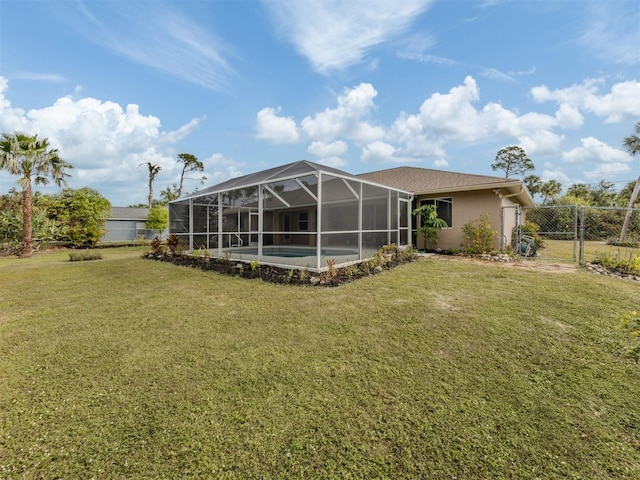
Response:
[169, 161, 412, 271]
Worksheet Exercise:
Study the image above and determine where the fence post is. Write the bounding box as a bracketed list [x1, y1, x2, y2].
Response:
[572, 204, 578, 262]
[579, 205, 585, 265]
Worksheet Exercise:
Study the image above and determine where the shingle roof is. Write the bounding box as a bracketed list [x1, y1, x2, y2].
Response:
[183, 160, 363, 198]
[179, 160, 411, 203]
[358, 166, 520, 194]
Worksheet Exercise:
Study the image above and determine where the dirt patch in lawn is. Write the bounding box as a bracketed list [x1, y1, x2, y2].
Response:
[430, 254, 578, 274]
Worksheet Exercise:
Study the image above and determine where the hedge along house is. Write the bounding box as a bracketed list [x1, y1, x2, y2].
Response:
[358, 167, 535, 251]
[168, 161, 413, 271]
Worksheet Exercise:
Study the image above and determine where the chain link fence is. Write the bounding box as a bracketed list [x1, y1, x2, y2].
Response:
[523, 205, 578, 262]
[502, 205, 640, 264]
[577, 206, 640, 264]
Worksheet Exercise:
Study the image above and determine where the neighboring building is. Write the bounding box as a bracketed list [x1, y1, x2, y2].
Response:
[103, 207, 162, 242]
[358, 166, 535, 251]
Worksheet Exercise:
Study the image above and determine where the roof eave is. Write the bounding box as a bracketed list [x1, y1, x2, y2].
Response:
[414, 181, 536, 207]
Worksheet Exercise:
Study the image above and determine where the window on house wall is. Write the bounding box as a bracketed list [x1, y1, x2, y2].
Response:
[420, 198, 453, 227]
[298, 211, 309, 231]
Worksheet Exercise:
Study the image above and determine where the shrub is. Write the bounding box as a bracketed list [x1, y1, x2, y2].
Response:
[618, 310, 640, 362]
[462, 214, 496, 254]
[150, 236, 166, 255]
[69, 251, 103, 262]
[166, 233, 181, 254]
[593, 251, 640, 276]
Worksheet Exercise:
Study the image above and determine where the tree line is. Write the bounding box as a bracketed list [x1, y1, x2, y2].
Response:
[0, 131, 204, 257]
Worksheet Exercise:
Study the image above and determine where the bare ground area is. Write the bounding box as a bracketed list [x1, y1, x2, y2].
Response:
[429, 254, 579, 274]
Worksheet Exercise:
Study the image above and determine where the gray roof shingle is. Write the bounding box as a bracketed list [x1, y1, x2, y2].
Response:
[358, 166, 521, 193]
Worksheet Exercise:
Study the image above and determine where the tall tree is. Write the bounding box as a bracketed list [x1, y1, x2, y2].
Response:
[491, 146, 535, 178]
[523, 174, 542, 197]
[540, 179, 562, 205]
[590, 180, 616, 207]
[0, 132, 72, 257]
[620, 122, 640, 242]
[566, 183, 591, 202]
[140, 162, 161, 208]
[176, 153, 206, 197]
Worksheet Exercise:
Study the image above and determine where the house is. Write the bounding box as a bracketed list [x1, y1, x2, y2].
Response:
[169, 160, 412, 271]
[103, 207, 160, 242]
[358, 166, 535, 251]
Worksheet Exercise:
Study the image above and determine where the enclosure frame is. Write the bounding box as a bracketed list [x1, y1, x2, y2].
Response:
[169, 161, 413, 271]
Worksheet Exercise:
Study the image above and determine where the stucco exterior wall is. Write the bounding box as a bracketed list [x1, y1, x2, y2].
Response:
[414, 189, 503, 251]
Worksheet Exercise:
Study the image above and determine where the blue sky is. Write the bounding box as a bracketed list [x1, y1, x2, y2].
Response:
[1, 0, 639, 206]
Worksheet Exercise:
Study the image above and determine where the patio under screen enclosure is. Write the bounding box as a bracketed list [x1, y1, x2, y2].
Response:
[169, 160, 413, 271]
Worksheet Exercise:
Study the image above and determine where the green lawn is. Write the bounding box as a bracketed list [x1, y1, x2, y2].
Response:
[1, 248, 639, 478]
[534, 239, 640, 264]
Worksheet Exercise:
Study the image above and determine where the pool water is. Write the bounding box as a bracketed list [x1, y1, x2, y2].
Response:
[231, 246, 356, 258]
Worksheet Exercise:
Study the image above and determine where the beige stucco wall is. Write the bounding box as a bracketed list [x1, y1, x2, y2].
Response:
[414, 189, 504, 251]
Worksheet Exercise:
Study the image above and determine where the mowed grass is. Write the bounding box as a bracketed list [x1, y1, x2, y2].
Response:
[535, 239, 640, 264]
[1, 248, 639, 479]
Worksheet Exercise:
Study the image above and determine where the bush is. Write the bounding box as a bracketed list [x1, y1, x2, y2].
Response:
[166, 233, 182, 255]
[593, 252, 640, 276]
[462, 214, 496, 254]
[69, 251, 103, 262]
[618, 310, 640, 362]
[150, 236, 166, 255]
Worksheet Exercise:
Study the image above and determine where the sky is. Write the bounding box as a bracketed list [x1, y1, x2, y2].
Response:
[0, 0, 639, 207]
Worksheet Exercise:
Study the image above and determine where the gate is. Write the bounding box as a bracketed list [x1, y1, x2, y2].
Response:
[522, 205, 578, 262]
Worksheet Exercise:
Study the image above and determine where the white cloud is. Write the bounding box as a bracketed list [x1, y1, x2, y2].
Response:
[300, 83, 382, 143]
[0, 76, 203, 205]
[255, 107, 300, 143]
[318, 156, 347, 168]
[531, 78, 640, 123]
[60, 1, 237, 91]
[263, 0, 433, 74]
[432, 158, 449, 168]
[361, 141, 397, 163]
[199, 153, 244, 188]
[562, 137, 631, 164]
[480, 68, 515, 83]
[583, 162, 631, 179]
[0, 78, 29, 132]
[554, 103, 583, 129]
[519, 131, 565, 157]
[307, 140, 348, 157]
[541, 169, 572, 185]
[14, 72, 67, 83]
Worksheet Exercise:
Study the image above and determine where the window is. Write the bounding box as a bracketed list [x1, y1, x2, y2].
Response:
[298, 211, 309, 231]
[420, 198, 452, 227]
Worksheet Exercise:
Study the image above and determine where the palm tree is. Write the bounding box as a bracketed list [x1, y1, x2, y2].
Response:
[523, 174, 542, 197]
[620, 122, 640, 242]
[0, 132, 73, 257]
[540, 179, 562, 205]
